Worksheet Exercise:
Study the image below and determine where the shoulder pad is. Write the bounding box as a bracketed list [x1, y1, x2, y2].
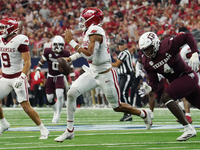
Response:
[17, 34, 29, 45]
[86, 25, 105, 36]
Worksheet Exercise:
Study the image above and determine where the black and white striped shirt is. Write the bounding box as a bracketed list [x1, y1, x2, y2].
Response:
[117, 49, 135, 75]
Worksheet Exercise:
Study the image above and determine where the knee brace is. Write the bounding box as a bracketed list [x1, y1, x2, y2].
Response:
[46, 94, 56, 105]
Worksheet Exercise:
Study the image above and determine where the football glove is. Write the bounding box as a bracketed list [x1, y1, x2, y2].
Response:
[188, 52, 199, 72]
[15, 73, 27, 88]
[34, 67, 41, 81]
[138, 82, 152, 97]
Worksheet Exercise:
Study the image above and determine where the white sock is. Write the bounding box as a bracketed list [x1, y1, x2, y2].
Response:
[38, 123, 48, 132]
[139, 110, 146, 118]
[185, 113, 191, 117]
[184, 124, 193, 130]
[67, 121, 74, 131]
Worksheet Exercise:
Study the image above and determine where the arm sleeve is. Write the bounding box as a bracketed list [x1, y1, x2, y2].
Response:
[172, 33, 199, 54]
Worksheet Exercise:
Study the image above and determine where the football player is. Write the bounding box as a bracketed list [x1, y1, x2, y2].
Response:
[137, 31, 200, 141]
[0, 17, 49, 139]
[54, 7, 152, 143]
[34, 35, 73, 123]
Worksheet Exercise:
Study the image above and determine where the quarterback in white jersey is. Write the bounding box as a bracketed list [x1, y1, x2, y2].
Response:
[0, 17, 49, 139]
[55, 7, 152, 143]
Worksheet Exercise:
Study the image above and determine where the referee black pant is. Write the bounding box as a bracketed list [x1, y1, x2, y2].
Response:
[119, 74, 133, 105]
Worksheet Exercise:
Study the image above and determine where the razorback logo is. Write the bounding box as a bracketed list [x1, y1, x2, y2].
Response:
[24, 40, 28, 43]
[91, 30, 97, 34]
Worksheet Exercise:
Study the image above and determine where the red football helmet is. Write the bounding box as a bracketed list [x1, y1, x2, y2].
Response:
[79, 7, 103, 31]
[0, 17, 18, 38]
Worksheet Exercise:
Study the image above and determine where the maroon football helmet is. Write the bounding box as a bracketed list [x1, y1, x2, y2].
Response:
[79, 7, 103, 31]
[0, 17, 18, 38]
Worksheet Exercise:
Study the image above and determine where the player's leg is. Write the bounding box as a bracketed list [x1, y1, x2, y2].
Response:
[45, 77, 58, 123]
[54, 72, 97, 142]
[0, 78, 13, 136]
[100, 68, 152, 130]
[54, 88, 64, 122]
[53, 76, 65, 123]
[14, 79, 49, 139]
[183, 98, 192, 123]
[163, 73, 198, 141]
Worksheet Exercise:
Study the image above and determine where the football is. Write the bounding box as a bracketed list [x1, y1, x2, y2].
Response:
[57, 57, 70, 76]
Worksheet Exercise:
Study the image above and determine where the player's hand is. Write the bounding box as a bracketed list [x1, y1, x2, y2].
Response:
[34, 70, 40, 81]
[15, 73, 26, 88]
[65, 29, 73, 43]
[135, 70, 145, 78]
[138, 82, 152, 97]
[188, 52, 199, 72]
[65, 57, 71, 62]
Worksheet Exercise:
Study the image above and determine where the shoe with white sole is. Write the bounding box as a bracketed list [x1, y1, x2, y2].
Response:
[142, 109, 153, 130]
[39, 129, 50, 140]
[177, 126, 196, 141]
[54, 128, 74, 143]
[0, 121, 10, 136]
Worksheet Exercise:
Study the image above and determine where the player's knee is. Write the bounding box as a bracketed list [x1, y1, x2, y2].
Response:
[161, 93, 172, 104]
[105, 89, 115, 100]
[46, 94, 56, 105]
[67, 87, 80, 100]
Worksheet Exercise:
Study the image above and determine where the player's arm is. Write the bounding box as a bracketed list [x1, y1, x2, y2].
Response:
[21, 51, 31, 75]
[64, 29, 101, 62]
[111, 59, 122, 67]
[14, 51, 31, 88]
[34, 56, 46, 81]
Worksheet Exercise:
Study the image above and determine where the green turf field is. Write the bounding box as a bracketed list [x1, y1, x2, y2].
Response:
[0, 107, 200, 150]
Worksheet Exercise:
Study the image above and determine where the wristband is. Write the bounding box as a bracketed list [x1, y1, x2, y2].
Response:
[70, 72, 75, 77]
[69, 40, 78, 49]
[21, 73, 26, 78]
[77, 46, 81, 52]
[70, 53, 81, 61]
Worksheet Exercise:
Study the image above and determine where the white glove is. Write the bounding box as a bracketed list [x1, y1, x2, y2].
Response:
[188, 52, 199, 72]
[15, 73, 27, 88]
[138, 82, 152, 97]
[34, 67, 41, 81]
[135, 70, 145, 78]
[135, 61, 145, 78]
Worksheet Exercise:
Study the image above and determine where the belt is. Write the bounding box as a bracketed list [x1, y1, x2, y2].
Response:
[99, 68, 111, 74]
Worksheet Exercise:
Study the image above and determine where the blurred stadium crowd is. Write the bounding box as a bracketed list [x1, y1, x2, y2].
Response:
[0, 0, 200, 108]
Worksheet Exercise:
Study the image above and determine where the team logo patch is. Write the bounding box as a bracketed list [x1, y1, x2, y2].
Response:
[24, 40, 28, 43]
[149, 61, 154, 66]
[91, 30, 97, 34]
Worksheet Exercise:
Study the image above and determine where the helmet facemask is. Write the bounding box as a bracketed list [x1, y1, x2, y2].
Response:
[52, 35, 65, 54]
[53, 43, 64, 54]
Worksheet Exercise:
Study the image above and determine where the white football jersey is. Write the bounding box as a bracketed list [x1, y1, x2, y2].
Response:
[82, 25, 112, 73]
[0, 34, 29, 75]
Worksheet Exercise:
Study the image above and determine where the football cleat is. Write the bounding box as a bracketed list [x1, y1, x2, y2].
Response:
[177, 126, 196, 141]
[0, 121, 10, 136]
[142, 109, 153, 130]
[185, 115, 193, 124]
[39, 129, 50, 140]
[176, 115, 193, 124]
[120, 114, 132, 121]
[54, 128, 74, 143]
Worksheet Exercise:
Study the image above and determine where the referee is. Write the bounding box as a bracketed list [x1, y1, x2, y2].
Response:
[112, 39, 135, 121]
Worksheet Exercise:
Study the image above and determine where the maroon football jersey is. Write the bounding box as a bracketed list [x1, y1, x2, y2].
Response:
[43, 48, 70, 76]
[140, 33, 199, 91]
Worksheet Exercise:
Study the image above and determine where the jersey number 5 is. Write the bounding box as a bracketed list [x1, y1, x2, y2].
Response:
[1, 53, 11, 68]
